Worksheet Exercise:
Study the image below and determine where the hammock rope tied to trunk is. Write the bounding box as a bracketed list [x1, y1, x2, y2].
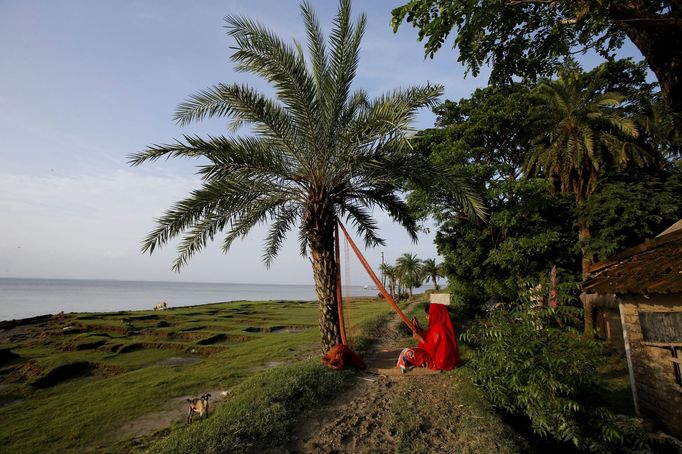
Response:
[321, 218, 424, 370]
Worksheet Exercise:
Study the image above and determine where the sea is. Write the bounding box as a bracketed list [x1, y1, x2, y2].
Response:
[0, 278, 380, 322]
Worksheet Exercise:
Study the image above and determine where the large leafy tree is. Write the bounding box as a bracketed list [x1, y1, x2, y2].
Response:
[391, 1, 682, 129]
[129, 0, 482, 351]
[581, 168, 682, 262]
[409, 84, 580, 306]
[525, 73, 645, 278]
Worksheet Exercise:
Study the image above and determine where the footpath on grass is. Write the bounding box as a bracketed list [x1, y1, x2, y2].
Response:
[279, 298, 527, 453]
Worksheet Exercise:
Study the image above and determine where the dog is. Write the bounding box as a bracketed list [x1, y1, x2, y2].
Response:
[186, 393, 211, 424]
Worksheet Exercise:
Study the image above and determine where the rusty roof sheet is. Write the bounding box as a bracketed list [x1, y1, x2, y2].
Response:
[582, 223, 682, 295]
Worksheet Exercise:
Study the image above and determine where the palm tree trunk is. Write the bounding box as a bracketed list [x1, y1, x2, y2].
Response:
[306, 200, 342, 352]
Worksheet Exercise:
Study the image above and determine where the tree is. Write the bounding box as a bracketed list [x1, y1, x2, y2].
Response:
[381, 264, 399, 301]
[408, 84, 580, 307]
[395, 253, 423, 297]
[581, 168, 682, 262]
[524, 73, 645, 278]
[421, 258, 442, 290]
[391, 1, 682, 128]
[129, 0, 483, 352]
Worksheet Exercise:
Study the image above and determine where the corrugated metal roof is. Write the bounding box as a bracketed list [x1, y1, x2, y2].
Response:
[582, 221, 682, 295]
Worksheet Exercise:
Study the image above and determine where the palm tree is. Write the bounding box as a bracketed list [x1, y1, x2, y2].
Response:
[525, 74, 645, 280]
[378, 262, 391, 291]
[129, 0, 483, 351]
[381, 264, 399, 301]
[421, 258, 442, 290]
[396, 253, 422, 298]
[637, 97, 681, 172]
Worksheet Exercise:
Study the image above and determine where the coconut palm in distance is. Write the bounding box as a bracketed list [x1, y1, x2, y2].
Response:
[524, 74, 645, 280]
[421, 258, 442, 291]
[395, 253, 422, 298]
[129, 0, 484, 352]
[380, 264, 399, 301]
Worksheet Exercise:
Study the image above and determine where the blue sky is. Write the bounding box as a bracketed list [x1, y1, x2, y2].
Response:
[0, 1, 644, 285]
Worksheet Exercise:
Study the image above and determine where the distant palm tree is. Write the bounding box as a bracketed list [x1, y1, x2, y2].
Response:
[129, 0, 483, 351]
[378, 262, 391, 290]
[525, 74, 645, 279]
[381, 264, 399, 301]
[421, 258, 442, 290]
[396, 253, 422, 297]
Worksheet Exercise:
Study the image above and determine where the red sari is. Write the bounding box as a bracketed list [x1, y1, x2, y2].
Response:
[396, 304, 460, 371]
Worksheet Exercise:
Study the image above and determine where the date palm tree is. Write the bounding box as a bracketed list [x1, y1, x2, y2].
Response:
[421, 258, 442, 290]
[129, 0, 483, 351]
[525, 74, 645, 280]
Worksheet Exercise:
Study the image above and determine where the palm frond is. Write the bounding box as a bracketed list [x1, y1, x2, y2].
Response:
[337, 202, 385, 248]
[262, 204, 301, 267]
[174, 83, 235, 126]
[141, 177, 256, 257]
[225, 14, 320, 148]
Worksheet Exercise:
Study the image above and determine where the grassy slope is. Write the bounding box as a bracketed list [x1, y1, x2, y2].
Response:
[150, 295, 526, 453]
[0, 298, 391, 452]
[1, 296, 632, 453]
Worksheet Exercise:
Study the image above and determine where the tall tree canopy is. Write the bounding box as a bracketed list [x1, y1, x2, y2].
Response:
[129, 0, 483, 351]
[408, 84, 580, 305]
[410, 61, 680, 310]
[525, 70, 645, 278]
[391, 1, 682, 128]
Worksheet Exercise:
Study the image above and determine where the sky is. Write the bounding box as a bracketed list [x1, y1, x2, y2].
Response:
[0, 1, 644, 285]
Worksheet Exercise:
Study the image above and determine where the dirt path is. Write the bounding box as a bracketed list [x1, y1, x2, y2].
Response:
[278, 301, 524, 454]
[282, 300, 424, 453]
[284, 302, 417, 452]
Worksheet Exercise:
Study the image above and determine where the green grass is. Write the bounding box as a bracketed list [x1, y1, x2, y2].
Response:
[149, 361, 356, 454]
[0, 298, 392, 453]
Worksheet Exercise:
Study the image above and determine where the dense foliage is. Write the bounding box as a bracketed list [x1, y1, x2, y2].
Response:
[462, 302, 647, 452]
[580, 168, 682, 261]
[409, 60, 681, 310]
[408, 84, 580, 306]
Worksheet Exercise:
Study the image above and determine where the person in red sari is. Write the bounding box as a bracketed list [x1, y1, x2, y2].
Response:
[396, 303, 460, 372]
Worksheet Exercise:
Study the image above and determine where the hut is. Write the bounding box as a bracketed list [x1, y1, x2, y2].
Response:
[582, 220, 682, 437]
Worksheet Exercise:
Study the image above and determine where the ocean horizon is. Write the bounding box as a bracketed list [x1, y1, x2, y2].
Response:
[0, 277, 380, 322]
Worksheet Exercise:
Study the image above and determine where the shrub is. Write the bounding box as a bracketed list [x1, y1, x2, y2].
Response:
[462, 301, 647, 453]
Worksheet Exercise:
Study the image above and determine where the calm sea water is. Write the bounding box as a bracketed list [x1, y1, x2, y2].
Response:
[0, 278, 379, 321]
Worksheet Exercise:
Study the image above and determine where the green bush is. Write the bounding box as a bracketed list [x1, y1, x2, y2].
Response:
[462, 302, 647, 453]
